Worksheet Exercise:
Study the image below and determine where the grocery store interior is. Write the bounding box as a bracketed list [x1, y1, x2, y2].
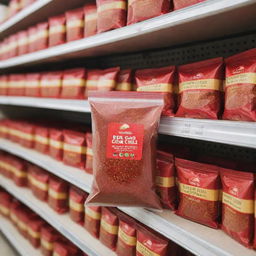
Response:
[0, 0, 255, 256]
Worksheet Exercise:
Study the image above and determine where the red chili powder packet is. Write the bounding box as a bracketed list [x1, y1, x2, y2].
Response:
[0, 75, 8, 95]
[40, 71, 63, 98]
[221, 168, 254, 247]
[99, 207, 119, 250]
[10, 199, 22, 225]
[223, 48, 256, 121]
[8, 74, 26, 96]
[136, 225, 169, 256]
[0, 119, 9, 139]
[84, 205, 102, 238]
[85, 132, 93, 174]
[49, 127, 63, 161]
[61, 68, 86, 99]
[176, 57, 224, 119]
[18, 121, 35, 148]
[87, 92, 163, 208]
[96, 0, 127, 33]
[116, 69, 133, 91]
[30, 165, 49, 201]
[63, 129, 87, 169]
[84, 4, 97, 37]
[116, 212, 137, 256]
[41, 224, 60, 256]
[0, 190, 12, 217]
[0, 153, 10, 178]
[127, 0, 170, 25]
[49, 14, 66, 47]
[34, 124, 49, 154]
[173, 0, 206, 10]
[156, 150, 177, 210]
[28, 26, 37, 53]
[66, 8, 84, 42]
[135, 66, 175, 116]
[11, 156, 27, 187]
[48, 175, 69, 214]
[98, 67, 120, 91]
[27, 216, 45, 248]
[69, 185, 87, 223]
[17, 207, 35, 239]
[53, 240, 80, 256]
[85, 69, 101, 97]
[8, 34, 18, 58]
[25, 73, 41, 97]
[176, 158, 221, 228]
[17, 30, 28, 55]
[36, 22, 49, 51]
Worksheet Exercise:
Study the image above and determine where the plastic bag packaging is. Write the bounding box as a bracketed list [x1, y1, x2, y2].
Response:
[86, 91, 163, 209]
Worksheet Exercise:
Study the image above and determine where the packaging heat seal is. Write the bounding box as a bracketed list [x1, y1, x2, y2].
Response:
[86, 91, 164, 209]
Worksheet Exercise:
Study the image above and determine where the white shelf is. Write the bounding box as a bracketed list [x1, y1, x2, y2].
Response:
[0, 98, 255, 148]
[0, 216, 41, 256]
[0, 0, 255, 68]
[0, 176, 115, 256]
[0, 0, 89, 38]
[0, 139, 255, 256]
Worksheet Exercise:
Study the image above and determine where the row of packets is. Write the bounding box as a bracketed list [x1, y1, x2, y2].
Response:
[0, 47, 255, 121]
[0, 154, 192, 256]
[0, 188, 87, 256]
[0, 0, 207, 60]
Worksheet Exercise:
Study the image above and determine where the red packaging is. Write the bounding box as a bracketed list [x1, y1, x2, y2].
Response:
[18, 121, 35, 148]
[34, 125, 49, 154]
[0, 75, 8, 95]
[127, 0, 170, 25]
[176, 57, 224, 119]
[87, 92, 163, 208]
[116, 212, 137, 256]
[66, 8, 84, 42]
[49, 14, 66, 47]
[0, 190, 12, 217]
[85, 132, 93, 174]
[49, 127, 63, 161]
[85, 69, 101, 97]
[221, 168, 254, 247]
[176, 158, 221, 228]
[0, 119, 9, 138]
[69, 185, 87, 223]
[174, 0, 206, 10]
[53, 240, 80, 256]
[156, 150, 177, 210]
[84, 205, 101, 238]
[17, 30, 28, 55]
[136, 225, 169, 256]
[36, 22, 49, 51]
[63, 129, 87, 169]
[223, 48, 256, 121]
[25, 73, 41, 97]
[8, 34, 18, 58]
[28, 216, 45, 248]
[61, 68, 86, 99]
[8, 74, 26, 96]
[254, 189, 256, 249]
[10, 200, 22, 225]
[11, 156, 27, 187]
[48, 175, 69, 213]
[98, 67, 120, 91]
[28, 26, 38, 53]
[41, 224, 60, 256]
[7, 120, 20, 143]
[17, 207, 34, 238]
[135, 66, 175, 116]
[40, 71, 63, 98]
[84, 4, 97, 37]
[0, 154, 13, 178]
[99, 207, 119, 250]
[116, 69, 133, 91]
[30, 165, 49, 201]
[96, 0, 127, 33]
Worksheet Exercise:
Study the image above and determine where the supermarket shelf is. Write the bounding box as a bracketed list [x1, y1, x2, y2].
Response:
[0, 139, 255, 256]
[0, 97, 255, 148]
[0, 176, 115, 256]
[0, 216, 41, 256]
[0, 0, 255, 68]
[0, 0, 88, 38]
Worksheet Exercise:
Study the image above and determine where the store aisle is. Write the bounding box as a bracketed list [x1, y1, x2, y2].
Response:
[0, 233, 20, 256]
